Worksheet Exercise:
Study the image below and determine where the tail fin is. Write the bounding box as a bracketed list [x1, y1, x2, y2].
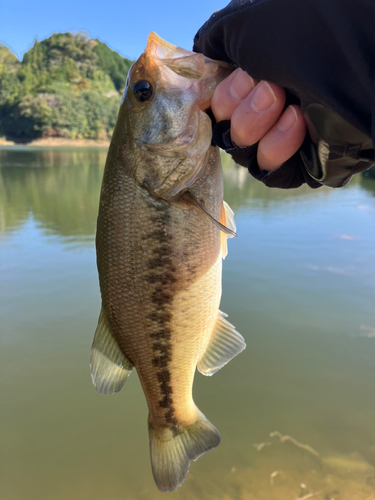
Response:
[149, 411, 220, 492]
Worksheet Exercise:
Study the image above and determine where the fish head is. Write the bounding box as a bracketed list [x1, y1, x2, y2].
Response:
[117, 32, 233, 200]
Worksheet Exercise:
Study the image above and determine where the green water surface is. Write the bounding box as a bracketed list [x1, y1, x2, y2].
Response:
[1, 147, 375, 500]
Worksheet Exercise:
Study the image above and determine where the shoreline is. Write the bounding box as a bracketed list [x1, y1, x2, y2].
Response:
[0, 137, 110, 148]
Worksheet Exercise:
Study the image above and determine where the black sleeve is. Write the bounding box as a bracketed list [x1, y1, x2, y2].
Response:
[193, 0, 375, 189]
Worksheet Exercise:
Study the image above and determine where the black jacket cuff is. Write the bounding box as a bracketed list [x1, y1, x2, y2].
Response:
[212, 117, 375, 189]
[212, 120, 321, 189]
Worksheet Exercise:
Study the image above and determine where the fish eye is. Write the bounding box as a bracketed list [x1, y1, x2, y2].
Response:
[132, 80, 153, 102]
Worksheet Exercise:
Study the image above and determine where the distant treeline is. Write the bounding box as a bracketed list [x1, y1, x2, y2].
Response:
[0, 32, 133, 142]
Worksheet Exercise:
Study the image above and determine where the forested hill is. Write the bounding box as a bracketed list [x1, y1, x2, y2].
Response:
[0, 32, 133, 142]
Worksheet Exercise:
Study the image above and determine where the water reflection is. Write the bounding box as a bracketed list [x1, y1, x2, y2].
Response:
[0, 148, 107, 238]
[0, 148, 336, 240]
[360, 175, 375, 197]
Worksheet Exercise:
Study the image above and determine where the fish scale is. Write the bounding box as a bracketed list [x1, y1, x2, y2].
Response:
[90, 32, 245, 492]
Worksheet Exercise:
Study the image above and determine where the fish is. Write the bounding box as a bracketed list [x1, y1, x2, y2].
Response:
[90, 32, 246, 492]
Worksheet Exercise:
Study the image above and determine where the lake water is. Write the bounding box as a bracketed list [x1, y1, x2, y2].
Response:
[1, 147, 375, 500]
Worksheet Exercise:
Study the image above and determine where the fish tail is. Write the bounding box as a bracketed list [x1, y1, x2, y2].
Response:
[148, 410, 220, 492]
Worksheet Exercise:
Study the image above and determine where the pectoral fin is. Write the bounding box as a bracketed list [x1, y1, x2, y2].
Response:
[90, 308, 133, 394]
[183, 192, 237, 238]
[220, 201, 236, 259]
[197, 311, 246, 376]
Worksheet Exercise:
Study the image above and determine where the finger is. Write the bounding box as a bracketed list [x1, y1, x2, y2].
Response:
[257, 105, 307, 171]
[211, 68, 257, 121]
[230, 81, 286, 147]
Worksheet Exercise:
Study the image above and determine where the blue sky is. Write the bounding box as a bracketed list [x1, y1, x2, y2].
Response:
[0, 0, 229, 60]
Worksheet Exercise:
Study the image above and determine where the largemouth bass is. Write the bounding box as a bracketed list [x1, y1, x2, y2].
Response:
[91, 32, 246, 492]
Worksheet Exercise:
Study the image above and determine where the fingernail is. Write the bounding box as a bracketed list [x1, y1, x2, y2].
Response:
[229, 69, 255, 101]
[250, 81, 276, 112]
[277, 105, 298, 131]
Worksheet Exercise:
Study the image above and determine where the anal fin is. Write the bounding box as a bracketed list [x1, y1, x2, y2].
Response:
[90, 308, 133, 394]
[197, 310, 245, 376]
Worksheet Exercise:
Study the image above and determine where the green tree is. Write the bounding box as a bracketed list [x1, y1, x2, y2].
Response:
[0, 32, 130, 142]
[93, 39, 133, 90]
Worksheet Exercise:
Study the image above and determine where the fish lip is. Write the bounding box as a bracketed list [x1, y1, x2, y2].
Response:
[146, 32, 195, 61]
[146, 32, 233, 70]
[145, 32, 233, 99]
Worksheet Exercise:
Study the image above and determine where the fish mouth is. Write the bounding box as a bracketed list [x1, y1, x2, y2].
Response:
[145, 32, 233, 110]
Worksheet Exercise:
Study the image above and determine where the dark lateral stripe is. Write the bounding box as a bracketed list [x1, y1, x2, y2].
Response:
[146, 202, 178, 427]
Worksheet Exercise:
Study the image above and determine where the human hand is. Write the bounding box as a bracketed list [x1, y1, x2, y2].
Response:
[211, 68, 307, 171]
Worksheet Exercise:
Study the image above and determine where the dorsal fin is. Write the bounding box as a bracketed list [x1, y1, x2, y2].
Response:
[197, 310, 245, 376]
[90, 308, 133, 394]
